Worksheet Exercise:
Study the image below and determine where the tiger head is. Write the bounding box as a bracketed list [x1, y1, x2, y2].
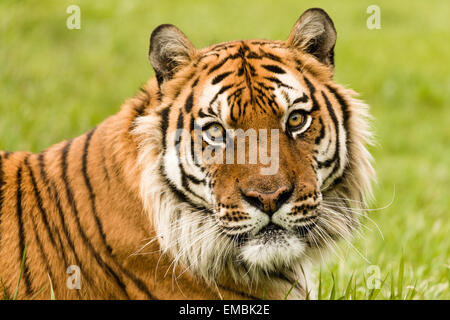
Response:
[135, 8, 374, 295]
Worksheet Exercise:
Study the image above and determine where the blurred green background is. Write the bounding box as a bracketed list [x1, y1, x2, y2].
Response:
[0, 0, 449, 299]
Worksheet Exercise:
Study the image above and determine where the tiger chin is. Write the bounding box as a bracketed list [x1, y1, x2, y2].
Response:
[0, 8, 374, 300]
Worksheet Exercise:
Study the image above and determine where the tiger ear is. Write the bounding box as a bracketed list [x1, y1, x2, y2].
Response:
[287, 8, 337, 68]
[149, 24, 196, 85]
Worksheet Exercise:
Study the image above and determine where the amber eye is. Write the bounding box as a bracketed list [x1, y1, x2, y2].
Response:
[203, 122, 225, 144]
[287, 111, 306, 130]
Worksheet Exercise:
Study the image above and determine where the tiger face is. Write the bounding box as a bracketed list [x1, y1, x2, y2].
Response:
[137, 8, 374, 292]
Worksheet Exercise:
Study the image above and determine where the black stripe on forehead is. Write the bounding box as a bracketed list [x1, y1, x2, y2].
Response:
[259, 48, 282, 62]
[209, 84, 233, 107]
[228, 86, 245, 122]
[200, 44, 309, 121]
[262, 64, 286, 74]
[211, 71, 233, 85]
[264, 76, 294, 90]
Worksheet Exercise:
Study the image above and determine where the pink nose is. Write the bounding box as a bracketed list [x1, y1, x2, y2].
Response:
[242, 186, 293, 215]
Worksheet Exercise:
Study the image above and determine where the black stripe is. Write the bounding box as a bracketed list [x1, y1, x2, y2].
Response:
[320, 91, 342, 185]
[325, 84, 350, 142]
[303, 76, 320, 112]
[293, 93, 309, 104]
[315, 117, 326, 144]
[209, 84, 233, 107]
[184, 92, 194, 113]
[39, 152, 86, 299]
[259, 49, 282, 62]
[192, 77, 200, 88]
[16, 161, 32, 295]
[263, 76, 293, 90]
[176, 111, 184, 131]
[23, 157, 55, 291]
[189, 115, 204, 170]
[160, 106, 171, 151]
[129, 98, 148, 132]
[254, 95, 268, 114]
[24, 156, 58, 249]
[159, 165, 209, 212]
[208, 57, 230, 74]
[210, 43, 238, 51]
[61, 139, 130, 299]
[175, 112, 184, 158]
[197, 109, 215, 119]
[81, 129, 155, 299]
[262, 64, 285, 74]
[211, 71, 232, 85]
[100, 144, 111, 188]
[37, 153, 71, 268]
[135, 96, 148, 117]
[253, 85, 279, 115]
[246, 51, 262, 60]
[82, 128, 113, 254]
[175, 113, 206, 190]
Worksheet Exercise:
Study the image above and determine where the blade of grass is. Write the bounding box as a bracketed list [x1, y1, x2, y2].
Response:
[405, 280, 418, 300]
[343, 273, 354, 300]
[390, 270, 396, 300]
[1, 277, 10, 300]
[329, 273, 336, 300]
[13, 245, 27, 300]
[48, 273, 55, 300]
[305, 288, 311, 300]
[352, 273, 358, 300]
[362, 273, 367, 300]
[300, 265, 311, 300]
[317, 270, 322, 300]
[368, 274, 388, 300]
[398, 255, 405, 299]
[284, 278, 299, 300]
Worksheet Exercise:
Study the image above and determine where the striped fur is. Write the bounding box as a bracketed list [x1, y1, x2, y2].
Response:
[0, 9, 374, 299]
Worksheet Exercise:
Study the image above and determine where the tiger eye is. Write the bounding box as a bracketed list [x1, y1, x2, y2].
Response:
[288, 111, 305, 129]
[205, 123, 225, 141]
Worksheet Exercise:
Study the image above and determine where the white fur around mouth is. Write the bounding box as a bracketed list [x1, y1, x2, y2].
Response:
[238, 227, 307, 272]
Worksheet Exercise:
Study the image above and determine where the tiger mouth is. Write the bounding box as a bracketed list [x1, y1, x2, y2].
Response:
[230, 219, 318, 245]
[256, 222, 284, 235]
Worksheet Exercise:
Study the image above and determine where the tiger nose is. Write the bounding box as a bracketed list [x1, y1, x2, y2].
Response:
[242, 186, 293, 216]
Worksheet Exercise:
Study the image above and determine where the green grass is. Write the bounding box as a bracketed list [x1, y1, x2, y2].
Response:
[1, 0, 449, 299]
[1, 246, 55, 300]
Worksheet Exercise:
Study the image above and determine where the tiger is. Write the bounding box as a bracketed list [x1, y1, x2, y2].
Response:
[0, 8, 374, 300]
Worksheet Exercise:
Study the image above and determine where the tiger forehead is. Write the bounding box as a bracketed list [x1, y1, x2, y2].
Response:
[193, 41, 307, 125]
[198, 40, 295, 72]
